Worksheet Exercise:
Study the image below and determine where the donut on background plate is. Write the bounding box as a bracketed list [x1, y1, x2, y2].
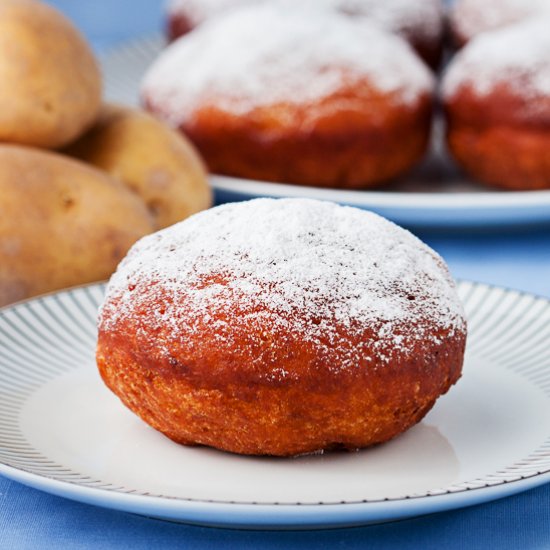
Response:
[443, 20, 550, 191]
[166, 0, 444, 68]
[144, 6, 434, 189]
[450, 0, 550, 47]
[97, 198, 467, 457]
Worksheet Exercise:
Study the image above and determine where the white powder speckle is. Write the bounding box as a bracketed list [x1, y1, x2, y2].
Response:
[443, 18, 550, 101]
[276, 0, 443, 42]
[144, 4, 434, 123]
[167, 0, 444, 42]
[100, 199, 465, 374]
[451, 0, 550, 43]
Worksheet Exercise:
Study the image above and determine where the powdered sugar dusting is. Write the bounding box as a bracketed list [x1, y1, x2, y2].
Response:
[167, 0, 444, 41]
[357, 0, 443, 40]
[276, 0, 443, 42]
[100, 199, 465, 371]
[443, 19, 550, 100]
[451, 0, 550, 43]
[144, 5, 434, 123]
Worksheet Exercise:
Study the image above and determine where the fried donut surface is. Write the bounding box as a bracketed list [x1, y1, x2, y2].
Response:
[443, 20, 550, 190]
[145, 6, 434, 188]
[97, 199, 466, 457]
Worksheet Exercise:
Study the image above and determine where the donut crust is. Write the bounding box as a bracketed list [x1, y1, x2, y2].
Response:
[445, 83, 550, 190]
[145, 87, 432, 189]
[167, 11, 194, 41]
[97, 284, 465, 457]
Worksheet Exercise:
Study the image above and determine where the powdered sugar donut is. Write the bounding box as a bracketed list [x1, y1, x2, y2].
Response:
[443, 19, 550, 190]
[166, 0, 444, 67]
[450, 0, 550, 47]
[97, 198, 466, 457]
[328, 0, 444, 68]
[144, 6, 434, 188]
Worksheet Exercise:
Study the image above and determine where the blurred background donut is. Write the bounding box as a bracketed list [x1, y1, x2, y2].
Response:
[166, 0, 444, 68]
[442, 19, 550, 190]
[449, 0, 550, 47]
[144, 5, 435, 189]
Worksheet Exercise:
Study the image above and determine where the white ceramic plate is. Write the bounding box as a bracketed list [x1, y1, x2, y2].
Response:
[0, 282, 549, 529]
[101, 35, 550, 228]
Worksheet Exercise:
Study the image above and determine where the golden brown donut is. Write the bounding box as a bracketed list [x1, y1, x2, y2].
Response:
[450, 0, 550, 47]
[166, 0, 445, 68]
[97, 198, 467, 457]
[443, 20, 550, 191]
[144, 6, 434, 189]
[0, 0, 101, 148]
[63, 104, 212, 230]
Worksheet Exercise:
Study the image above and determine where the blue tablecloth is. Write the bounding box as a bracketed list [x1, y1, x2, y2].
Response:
[1, 1, 549, 548]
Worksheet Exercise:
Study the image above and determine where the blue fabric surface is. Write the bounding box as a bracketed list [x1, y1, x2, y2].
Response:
[1, 476, 549, 550]
[0, 1, 549, 547]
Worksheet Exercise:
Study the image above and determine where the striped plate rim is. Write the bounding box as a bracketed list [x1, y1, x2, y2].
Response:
[0, 281, 549, 526]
